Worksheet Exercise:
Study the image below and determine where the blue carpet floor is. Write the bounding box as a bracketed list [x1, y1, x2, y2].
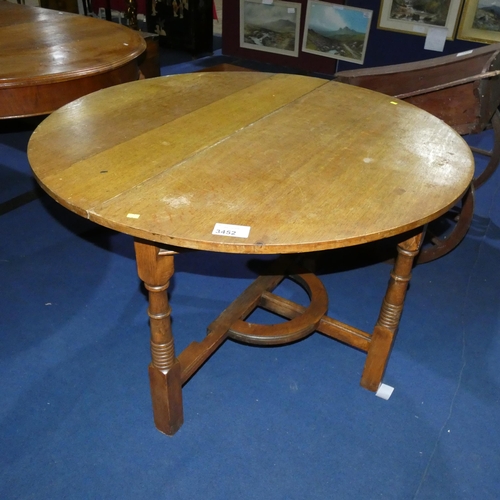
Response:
[1, 43, 500, 499]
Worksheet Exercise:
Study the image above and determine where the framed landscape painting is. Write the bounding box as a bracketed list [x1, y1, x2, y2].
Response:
[458, 0, 500, 43]
[302, 1, 373, 64]
[378, 0, 464, 39]
[240, 0, 301, 57]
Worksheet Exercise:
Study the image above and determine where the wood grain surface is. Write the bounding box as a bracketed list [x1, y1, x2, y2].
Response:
[28, 72, 475, 254]
[0, 2, 146, 118]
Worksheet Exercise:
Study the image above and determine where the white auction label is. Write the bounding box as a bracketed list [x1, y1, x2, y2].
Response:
[212, 223, 251, 238]
[376, 383, 394, 400]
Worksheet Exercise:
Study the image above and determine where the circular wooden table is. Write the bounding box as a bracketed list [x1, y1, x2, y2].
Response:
[0, 2, 146, 119]
[27, 73, 474, 436]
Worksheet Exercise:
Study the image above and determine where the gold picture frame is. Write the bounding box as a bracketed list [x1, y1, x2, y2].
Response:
[378, 0, 464, 40]
[457, 0, 500, 43]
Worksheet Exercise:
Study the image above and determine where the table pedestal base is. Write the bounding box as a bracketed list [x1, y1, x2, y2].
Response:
[134, 230, 424, 436]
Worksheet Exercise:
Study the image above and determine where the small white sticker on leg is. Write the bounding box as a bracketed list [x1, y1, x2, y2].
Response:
[376, 384, 394, 400]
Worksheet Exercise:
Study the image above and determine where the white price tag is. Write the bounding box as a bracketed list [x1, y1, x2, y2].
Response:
[424, 27, 447, 52]
[212, 223, 251, 239]
[376, 383, 394, 400]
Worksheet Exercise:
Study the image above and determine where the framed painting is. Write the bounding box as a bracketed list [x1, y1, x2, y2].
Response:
[378, 0, 464, 40]
[240, 0, 301, 57]
[302, 1, 373, 65]
[458, 0, 500, 43]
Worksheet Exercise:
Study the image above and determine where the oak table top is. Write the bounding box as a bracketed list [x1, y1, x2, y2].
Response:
[28, 72, 474, 253]
[0, 2, 146, 119]
[27, 72, 475, 436]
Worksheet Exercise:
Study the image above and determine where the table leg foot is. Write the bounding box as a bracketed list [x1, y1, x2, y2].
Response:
[361, 230, 424, 391]
[149, 362, 184, 436]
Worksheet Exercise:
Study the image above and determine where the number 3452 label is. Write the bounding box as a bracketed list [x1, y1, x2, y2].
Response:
[212, 223, 251, 239]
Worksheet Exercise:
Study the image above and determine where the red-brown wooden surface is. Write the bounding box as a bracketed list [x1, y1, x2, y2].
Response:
[0, 2, 146, 119]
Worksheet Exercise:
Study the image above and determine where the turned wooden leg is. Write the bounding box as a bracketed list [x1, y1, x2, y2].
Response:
[361, 230, 424, 391]
[134, 239, 183, 436]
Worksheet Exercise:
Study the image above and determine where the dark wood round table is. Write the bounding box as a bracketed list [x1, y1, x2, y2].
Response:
[0, 2, 146, 119]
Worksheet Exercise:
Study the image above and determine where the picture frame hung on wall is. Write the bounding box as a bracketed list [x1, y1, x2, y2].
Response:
[378, 0, 464, 40]
[457, 0, 500, 43]
[302, 1, 372, 65]
[239, 0, 301, 57]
